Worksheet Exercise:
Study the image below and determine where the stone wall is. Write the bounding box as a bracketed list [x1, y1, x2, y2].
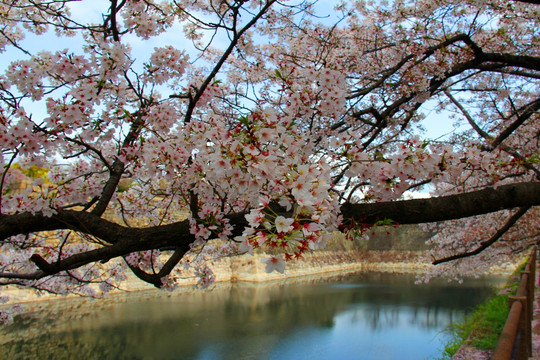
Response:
[208, 250, 428, 283]
[1, 250, 429, 303]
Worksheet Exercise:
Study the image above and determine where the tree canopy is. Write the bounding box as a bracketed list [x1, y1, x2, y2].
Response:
[0, 0, 538, 322]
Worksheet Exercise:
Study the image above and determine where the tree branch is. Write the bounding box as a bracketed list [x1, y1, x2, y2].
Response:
[180, 0, 277, 123]
[432, 206, 531, 265]
[491, 98, 540, 149]
[340, 182, 540, 225]
[90, 159, 125, 216]
[0, 182, 538, 282]
[444, 90, 491, 139]
[124, 247, 187, 288]
[2, 182, 539, 244]
[445, 91, 540, 179]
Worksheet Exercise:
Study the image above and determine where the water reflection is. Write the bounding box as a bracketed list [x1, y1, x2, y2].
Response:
[0, 272, 503, 360]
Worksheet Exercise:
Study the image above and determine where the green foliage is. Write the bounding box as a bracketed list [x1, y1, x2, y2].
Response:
[116, 178, 133, 192]
[439, 329, 465, 360]
[468, 295, 509, 349]
[374, 218, 395, 226]
[438, 259, 529, 359]
[237, 114, 249, 126]
[363, 224, 433, 251]
[11, 163, 49, 182]
[3, 163, 50, 193]
[319, 224, 432, 252]
[439, 294, 508, 359]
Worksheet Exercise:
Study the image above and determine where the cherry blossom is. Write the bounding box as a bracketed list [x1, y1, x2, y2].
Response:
[0, 0, 537, 323]
[274, 216, 294, 233]
[261, 256, 286, 274]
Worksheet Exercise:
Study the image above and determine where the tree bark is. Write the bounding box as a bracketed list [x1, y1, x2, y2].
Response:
[2, 182, 538, 243]
[1, 181, 538, 282]
[340, 182, 540, 225]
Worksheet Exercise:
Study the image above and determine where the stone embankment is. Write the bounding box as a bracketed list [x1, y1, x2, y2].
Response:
[3, 248, 517, 306]
[2, 250, 428, 303]
[212, 250, 429, 283]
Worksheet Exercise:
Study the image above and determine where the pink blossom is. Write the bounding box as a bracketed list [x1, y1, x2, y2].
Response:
[245, 209, 264, 227]
[237, 236, 254, 255]
[262, 256, 286, 274]
[274, 216, 294, 233]
[0, 0, 536, 303]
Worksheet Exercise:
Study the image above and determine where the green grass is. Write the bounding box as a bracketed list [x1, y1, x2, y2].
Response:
[439, 295, 509, 359]
[468, 295, 509, 349]
[438, 258, 529, 359]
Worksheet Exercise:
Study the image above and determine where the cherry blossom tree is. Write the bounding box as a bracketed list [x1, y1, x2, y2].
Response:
[0, 0, 538, 322]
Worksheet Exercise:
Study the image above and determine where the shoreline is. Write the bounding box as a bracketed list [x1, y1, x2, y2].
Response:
[0, 265, 434, 346]
[1, 249, 514, 308]
[0, 253, 515, 349]
[1, 250, 430, 305]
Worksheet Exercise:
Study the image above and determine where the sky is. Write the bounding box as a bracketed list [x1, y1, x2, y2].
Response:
[0, 0, 458, 142]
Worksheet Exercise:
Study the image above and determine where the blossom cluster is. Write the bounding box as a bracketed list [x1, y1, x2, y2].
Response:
[0, 0, 538, 308]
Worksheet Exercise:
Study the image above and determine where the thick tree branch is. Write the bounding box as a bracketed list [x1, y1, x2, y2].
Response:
[340, 181, 540, 225]
[2, 182, 539, 244]
[91, 159, 125, 217]
[108, 0, 120, 41]
[481, 52, 540, 72]
[0, 182, 538, 282]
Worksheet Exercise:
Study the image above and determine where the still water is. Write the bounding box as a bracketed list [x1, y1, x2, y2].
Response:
[0, 272, 503, 360]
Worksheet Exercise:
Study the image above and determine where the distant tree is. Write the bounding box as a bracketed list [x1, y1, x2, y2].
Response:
[0, 0, 538, 322]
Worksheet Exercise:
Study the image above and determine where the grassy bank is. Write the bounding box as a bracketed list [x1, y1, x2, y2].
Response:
[438, 259, 528, 359]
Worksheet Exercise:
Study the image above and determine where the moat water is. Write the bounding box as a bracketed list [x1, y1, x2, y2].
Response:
[0, 271, 504, 360]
